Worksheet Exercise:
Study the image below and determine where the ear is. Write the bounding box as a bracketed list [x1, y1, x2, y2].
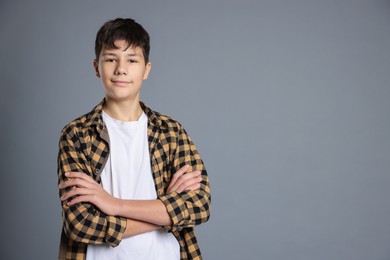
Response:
[93, 59, 100, 78]
[143, 62, 152, 80]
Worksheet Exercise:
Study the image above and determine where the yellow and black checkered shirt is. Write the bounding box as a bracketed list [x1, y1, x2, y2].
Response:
[57, 99, 211, 259]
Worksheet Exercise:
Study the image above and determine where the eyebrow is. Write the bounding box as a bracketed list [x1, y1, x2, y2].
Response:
[102, 52, 141, 57]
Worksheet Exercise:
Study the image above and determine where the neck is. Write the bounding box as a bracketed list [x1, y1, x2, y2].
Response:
[103, 97, 143, 121]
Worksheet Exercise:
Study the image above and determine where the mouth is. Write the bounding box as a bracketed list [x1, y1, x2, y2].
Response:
[111, 80, 131, 86]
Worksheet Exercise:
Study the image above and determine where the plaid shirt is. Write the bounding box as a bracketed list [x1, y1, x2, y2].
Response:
[57, 99, 211, 260]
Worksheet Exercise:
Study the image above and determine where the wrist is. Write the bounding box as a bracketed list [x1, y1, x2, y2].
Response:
[106, 196, 123, 216]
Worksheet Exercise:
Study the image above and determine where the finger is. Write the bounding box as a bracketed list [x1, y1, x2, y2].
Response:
[168, 170, 200, 193]
[59, 178, 93, 190]
[167, 165, 190, 190]
[67, 195, 92, 206]
[184, 183, 201, 191]
[65, 171, 93, 181]
[176, 176, 202, 193]
[61, 187, 92, 201]
[169, 170, 201, 193]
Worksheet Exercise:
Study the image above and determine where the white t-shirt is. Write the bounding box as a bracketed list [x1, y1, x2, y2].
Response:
[86, 111, 180, 260]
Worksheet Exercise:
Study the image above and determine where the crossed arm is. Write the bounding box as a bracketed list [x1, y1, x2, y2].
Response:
[58, 122, 210, 247]
[59, 164, 202, 238]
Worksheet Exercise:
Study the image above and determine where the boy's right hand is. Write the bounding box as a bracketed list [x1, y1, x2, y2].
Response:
[167, 164, 202, 194]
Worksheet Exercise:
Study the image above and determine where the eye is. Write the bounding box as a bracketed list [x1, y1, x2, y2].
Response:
[105, 59, 116, 63]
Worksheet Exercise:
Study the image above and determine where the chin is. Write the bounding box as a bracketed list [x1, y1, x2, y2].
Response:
[106, 93, 139, 102]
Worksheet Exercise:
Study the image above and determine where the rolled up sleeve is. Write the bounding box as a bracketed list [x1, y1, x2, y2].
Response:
[159, 126, 211, 231]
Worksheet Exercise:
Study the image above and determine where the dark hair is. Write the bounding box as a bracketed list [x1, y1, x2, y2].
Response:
[95, 18, 150, 63]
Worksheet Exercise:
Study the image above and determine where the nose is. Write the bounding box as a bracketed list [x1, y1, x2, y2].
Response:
[114, 60, 127, 75]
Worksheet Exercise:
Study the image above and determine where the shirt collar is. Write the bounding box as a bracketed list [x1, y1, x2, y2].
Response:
[140, 101, 163, 128]
[84, 98, 165, 130]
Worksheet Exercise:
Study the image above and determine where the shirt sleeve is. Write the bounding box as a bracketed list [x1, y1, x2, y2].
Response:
[57, 128, 127, 247]
[158, 124, 211, 232]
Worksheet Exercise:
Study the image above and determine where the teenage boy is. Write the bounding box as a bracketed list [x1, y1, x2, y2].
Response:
[57, 18, 211, 260]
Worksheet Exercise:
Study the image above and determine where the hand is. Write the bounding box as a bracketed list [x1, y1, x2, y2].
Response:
[167, 164, 202, 194]
[59, 172, 120, 216]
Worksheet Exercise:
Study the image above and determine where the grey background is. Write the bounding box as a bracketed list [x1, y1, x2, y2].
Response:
[1, 0, 389, 259]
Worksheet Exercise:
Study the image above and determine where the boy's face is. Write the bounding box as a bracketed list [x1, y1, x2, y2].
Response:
[93, 39, 151, 102]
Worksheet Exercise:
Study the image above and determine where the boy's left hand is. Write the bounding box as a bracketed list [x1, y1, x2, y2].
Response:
[167, 164, 202, 193]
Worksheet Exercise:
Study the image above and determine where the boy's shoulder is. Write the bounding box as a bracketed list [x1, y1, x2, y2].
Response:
[60, 101, 104, 136]
[141, 101, 184, 132]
